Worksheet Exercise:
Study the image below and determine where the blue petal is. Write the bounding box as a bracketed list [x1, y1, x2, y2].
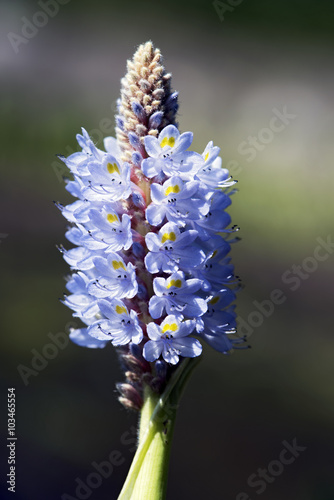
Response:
[200, 332, 233, 353]
[144, 251, 161, 274]
[173, 337, 202, 358]
[142, 157, 159, 178]
[70, 328, 108, 348]
[149, 296, 165, 319]
[146, 322, 163, 340]
[143, 340, 163, 361]
[173, 131, 193, 154]
[144, 136, 161, 157]
[146, 203, 166, 226]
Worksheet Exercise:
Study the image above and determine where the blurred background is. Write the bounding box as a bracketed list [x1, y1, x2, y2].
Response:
[1, 0, 334, 499]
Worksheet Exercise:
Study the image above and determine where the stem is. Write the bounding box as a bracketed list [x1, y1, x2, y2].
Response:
[138, 386, 160, 445]
[117, 357, 200, 500]
[133, 385, 176, 500]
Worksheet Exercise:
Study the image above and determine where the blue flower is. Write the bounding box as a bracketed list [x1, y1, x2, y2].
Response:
[65, 177, 86, 200]
[194, 253, 234, 292]
[149, 271, 207, 319]
[201, 141, 220, 165]
[200, 293, 236, 333]
[186, 191, 232, 240]
[144, 222, 204, 274]
[63, 271, 98, 320]
[142, 124, 201, 179]
[64, 128, 103, 166]
[146, 176, 209, 227]
[196, 289, 239, 354]
[65, 225, 107, 252]
[63, 246, 97, 271]
[82, 155, 132, 202]
[88, 252, 138, 299]
[59, 199, 89, 224]
[88, 299, 143, 346]
[143, 315, 202, 364]
[88, 205, 133, 252]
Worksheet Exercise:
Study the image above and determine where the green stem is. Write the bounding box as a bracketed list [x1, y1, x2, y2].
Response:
[117, 357, 200, 500]
[133, 385, 176, 500]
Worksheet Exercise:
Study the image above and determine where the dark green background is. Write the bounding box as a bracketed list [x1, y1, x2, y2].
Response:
[1, 0, 334, 499]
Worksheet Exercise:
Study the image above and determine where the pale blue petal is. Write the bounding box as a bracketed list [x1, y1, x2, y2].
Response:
[149, 296, 165, 319]
[175, 320, 196, 338]
[173, 131, 193, 154]
[150, 183, 165, 204]
[200, 332, 233, 353]
[144, 136, 161, 157]
[103, 136, 120, 156]
[174, 337, 202, 358]
[145, 232, 161, 252]
[146, 322, 163, 340]
[159, 125, 180, 144]
[97, 299, 120, 319]
[183, 297, 208, 317]
[152, 277, 166, 295]
[144, 251, 161, 273]
[142, 157, 159, 178]
[162, 348, 179, 365]
[143, 340, 163, 361]
[146, 203, 166, 226]
[70, 328, 108, 348]
[88, 322, 112, 341]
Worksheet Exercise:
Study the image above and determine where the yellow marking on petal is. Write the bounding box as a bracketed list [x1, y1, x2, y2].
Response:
[107, 162, 120, 174]
[161, 232, 176, 243]
[115, 305, 127, 314]
[112, 260, 126, 271]
[165, 185, 180, 196]
[205, 152, 210, 162]
[209, 296, 220, 305]
[211, 250, 218, 258]
[162, 323, 178, 333]
[167, 279, 182, 289]
[107, 213, 118, 223]
[160, 136, 175, 148]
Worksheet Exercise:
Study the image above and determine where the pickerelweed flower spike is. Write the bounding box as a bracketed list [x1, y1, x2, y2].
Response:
[57, 41, 248, 499]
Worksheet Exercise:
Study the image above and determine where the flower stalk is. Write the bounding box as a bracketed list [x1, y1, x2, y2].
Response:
[130, 386, 176, 500]
[57, 40, 246, 500]
[117, 357, 200, 500]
